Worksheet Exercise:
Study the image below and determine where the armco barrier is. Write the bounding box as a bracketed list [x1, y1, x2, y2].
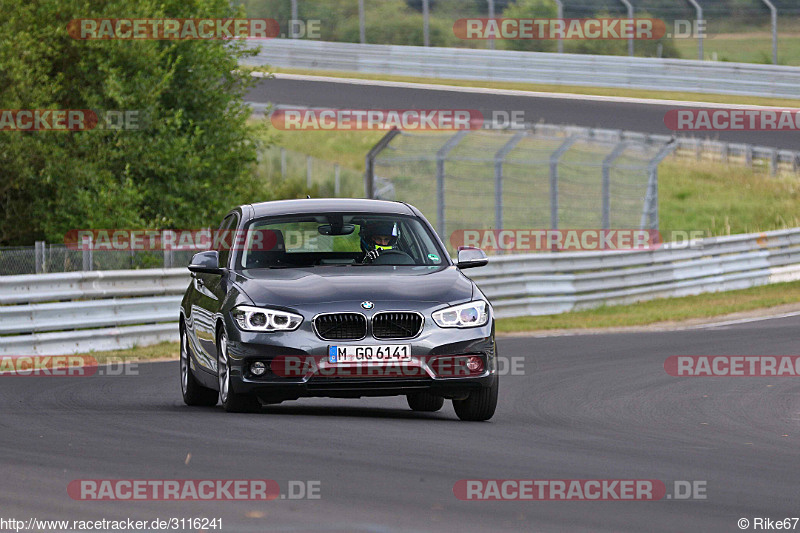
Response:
[1, 229, 800, 355]
[242, 39, 800, 99]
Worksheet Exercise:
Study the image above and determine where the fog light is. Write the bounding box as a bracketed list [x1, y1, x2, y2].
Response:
[466, 356, 483, 373]
[250, 361, 266, 376]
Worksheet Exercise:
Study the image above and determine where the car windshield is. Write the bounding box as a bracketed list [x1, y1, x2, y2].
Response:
[236, 213, 447, 269]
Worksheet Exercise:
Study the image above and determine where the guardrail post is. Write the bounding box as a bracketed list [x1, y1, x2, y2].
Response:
[601, 141, 630, 230]
[493, 132, 526, 234]
[35, 241, 45, 274]
[306, 155, 312, 188]
[640, 141, 676, 230]
[365, 128, 401, 198]
[620, 0, 634, 56]
[436, 130, 469, 239]
[280, 148, 286, 178]
[334, 164, 341, 196]
[761, 0, 778, 65]
[549, 136, 579, 230]
[686, 0, 703, 60]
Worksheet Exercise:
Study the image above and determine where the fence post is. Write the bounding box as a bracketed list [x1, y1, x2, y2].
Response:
[280, 148, 286, 178]
[761, 0, 778, 65]
[554, 0, 563, 53]
[494, 132, 526, 232]
[35, 241, 45, 274]
[641, 141, 677, 230]
[422, 0, 430, 47]
[770, 148, 778, 176]
[82, 235, 93, 271]
[290, 0, 299, 38]
[620, 0, 634, 57]
[163, 230, 173, 269]
[334, 164, 341, 196]
[549, 136, 579, 230]
[359, 0, 366, 44]
[687, 0, 703, 60]
[601, 141, 630, 230]
[364, 128, 401, 198]
[306, 155, 312, 188]
[487, 0, 495, 50]
[436, 130, 469, 239]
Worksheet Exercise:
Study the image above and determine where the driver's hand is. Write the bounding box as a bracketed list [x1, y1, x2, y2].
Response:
[364, 249, 381, 262]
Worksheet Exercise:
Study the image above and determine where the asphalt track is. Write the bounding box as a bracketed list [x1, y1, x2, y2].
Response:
[246, 75, 800, 149]
[2, 316, 799, 532]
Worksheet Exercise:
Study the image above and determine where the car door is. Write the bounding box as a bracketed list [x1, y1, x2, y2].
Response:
[189, 212, 238, 376]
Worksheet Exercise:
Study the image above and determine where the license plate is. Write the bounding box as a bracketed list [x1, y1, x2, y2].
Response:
[328, 345, 411, 364]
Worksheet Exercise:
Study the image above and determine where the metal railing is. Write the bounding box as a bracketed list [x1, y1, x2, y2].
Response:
[365, 126, 676, 245]
[242, 39, 800, 99]
[2, 228, 800, 355]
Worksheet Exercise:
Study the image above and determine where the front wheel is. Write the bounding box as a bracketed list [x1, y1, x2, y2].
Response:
[218, 330, 261, 413]
[453, 379, 498, 421]
[180, 324, 218, 407]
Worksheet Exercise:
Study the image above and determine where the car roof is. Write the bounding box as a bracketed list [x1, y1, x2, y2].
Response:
[245, 198, 416, 219]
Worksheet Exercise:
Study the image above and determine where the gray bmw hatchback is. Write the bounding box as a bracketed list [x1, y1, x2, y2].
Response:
[179, 198, 497, 421]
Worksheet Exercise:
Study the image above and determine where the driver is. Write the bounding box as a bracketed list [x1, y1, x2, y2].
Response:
[360, 221, 400, 262]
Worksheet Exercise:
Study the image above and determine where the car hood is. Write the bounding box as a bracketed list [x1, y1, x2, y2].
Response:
[233, 265, 474, 308]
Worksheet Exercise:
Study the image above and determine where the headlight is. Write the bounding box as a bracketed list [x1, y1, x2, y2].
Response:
[231, 305, 303, 332]
[432, 301, 489, 328]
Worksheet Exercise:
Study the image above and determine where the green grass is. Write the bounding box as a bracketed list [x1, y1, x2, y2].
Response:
[497, 280, 800, 333]
[81, 341, 179, 364]
[659, 160, 800, 237]
[270, 67, 800, 108]
[673, 33, 800, 66]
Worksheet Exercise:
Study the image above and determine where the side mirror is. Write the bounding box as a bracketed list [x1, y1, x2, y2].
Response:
[456, 247, 488, 269]
[188, 251, 222, 274]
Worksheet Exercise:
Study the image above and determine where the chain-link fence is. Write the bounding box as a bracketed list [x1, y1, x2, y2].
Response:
[258, 145, 363, 198]
[0, 244, 199, 276]
[367, 125, 674, 254]
[236, 0, 800, 64]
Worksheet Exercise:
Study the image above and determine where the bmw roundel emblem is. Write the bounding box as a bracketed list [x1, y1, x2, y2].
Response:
[361, 301, 374, 310]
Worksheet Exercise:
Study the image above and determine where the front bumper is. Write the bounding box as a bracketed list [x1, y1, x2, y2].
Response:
[222, 304, 496, 401]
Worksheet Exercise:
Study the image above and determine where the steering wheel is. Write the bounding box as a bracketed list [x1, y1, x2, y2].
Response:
[370, 249, 415, 265]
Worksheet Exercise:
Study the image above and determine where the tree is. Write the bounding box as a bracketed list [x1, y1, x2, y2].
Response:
[0, 0, 264, 245]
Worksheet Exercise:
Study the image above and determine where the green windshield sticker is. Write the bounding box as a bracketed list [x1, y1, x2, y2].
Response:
[428, 254, 440, 262]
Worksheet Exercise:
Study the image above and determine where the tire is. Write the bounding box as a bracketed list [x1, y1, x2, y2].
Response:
[180, 324, 218, 407]
[453, 379, 498, 421]
[217, 329, 261, 413]
[406, 392, 444, 412]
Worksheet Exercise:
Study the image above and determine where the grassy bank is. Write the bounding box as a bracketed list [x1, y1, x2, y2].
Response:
[496, 281, 800, 333]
